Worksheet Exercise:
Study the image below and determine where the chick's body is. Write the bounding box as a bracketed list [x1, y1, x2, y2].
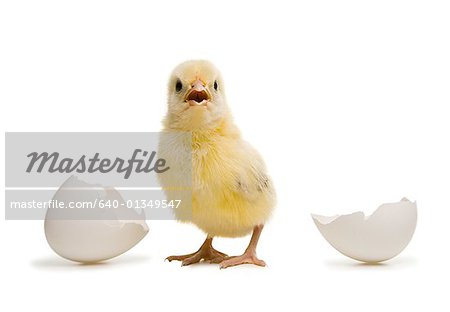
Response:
[161, 120, 274, 237]
[159, 60, 275, 268]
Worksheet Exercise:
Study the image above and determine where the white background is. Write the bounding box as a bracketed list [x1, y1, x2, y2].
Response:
[1, 0, 449, 311]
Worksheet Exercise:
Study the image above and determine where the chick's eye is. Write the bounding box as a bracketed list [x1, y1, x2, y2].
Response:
[214, 80, 218, 91]
[175, 80, 183, 92]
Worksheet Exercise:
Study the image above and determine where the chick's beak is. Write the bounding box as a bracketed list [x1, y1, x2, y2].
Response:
[186, 79, 210, 106]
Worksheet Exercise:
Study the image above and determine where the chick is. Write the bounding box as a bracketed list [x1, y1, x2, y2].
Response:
[158, 60, 276, 268]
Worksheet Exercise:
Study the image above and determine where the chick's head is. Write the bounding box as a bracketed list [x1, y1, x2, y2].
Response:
[165, 60, 229, 130]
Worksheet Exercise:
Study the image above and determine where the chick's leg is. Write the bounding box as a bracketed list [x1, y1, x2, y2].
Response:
[219, 225, 266, 269]
[166, 236, 228, 266]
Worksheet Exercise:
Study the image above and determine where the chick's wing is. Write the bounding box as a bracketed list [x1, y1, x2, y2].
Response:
[231, 141, 274, 201]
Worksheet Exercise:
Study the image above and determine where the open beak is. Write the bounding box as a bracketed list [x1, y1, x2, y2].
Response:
[185, 79, 210, 106]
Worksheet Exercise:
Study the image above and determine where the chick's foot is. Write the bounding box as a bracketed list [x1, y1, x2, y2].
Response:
[166, 237, 227, 266]
[219, 250, 266, 269]
[219, 224, 266, 269]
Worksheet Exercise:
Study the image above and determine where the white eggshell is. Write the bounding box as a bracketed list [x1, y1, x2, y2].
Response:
[312, 198, 417, 263]
[44, 176, 149, 263]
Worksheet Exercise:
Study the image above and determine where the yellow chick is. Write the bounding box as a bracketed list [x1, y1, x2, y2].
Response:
[158, 60, 276, 268]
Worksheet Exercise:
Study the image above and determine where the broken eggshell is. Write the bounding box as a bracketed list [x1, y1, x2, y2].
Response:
[312, 198, 417, 263]
[44, 176, 149, 263]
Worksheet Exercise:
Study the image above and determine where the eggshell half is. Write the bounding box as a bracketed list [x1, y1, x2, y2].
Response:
[312, 198, 417, 263]
[44, 176, 149, 263]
